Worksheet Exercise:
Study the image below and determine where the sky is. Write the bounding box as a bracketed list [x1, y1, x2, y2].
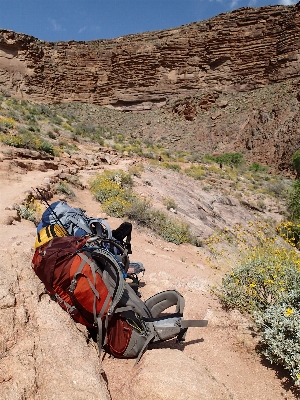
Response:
[0, 0, 298, 42]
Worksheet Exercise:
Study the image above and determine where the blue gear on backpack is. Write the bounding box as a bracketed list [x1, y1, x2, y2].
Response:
[37, 201, 111, 238]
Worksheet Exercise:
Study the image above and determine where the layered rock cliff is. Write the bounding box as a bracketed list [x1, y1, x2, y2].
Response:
[0, 4, 300, 106]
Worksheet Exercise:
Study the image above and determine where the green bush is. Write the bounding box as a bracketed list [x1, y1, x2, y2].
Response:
[48, 131, 56, 139]
[185, 165, 205, 180]
[288, 179, 300, 222]
[218, 243, 300, 385]
[128, 164, 144, 178]
[163, 197, 177, 210]
[55, 182, 75, 199]
[102, 195, 131, 218]
[149, 210, 191, 244]
[218, 245, 300, 313]
[206, 152, 244, 166]
[125, 197, 152, 224]
[90, 170, 133, 204]
[21, 131, 41, 149]
[0, 134, 24, 147]
[163, 162, 181, 172]
[276, 221, 300, 248]
[249, 162, 268, 172]
[18, 205, 37, 222]
[89, 170, 197, 245]
[255, 291, 300, 386]
[17, 195, 43, 224]
[40, 140, 55, 155]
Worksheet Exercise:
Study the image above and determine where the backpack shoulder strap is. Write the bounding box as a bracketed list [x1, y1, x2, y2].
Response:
[144, 290, 185, 318]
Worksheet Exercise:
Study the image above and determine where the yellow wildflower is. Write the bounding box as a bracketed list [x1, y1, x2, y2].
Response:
[285, 308, 294, 317]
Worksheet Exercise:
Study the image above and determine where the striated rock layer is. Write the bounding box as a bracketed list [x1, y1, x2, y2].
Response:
[0, 4, 300, 107]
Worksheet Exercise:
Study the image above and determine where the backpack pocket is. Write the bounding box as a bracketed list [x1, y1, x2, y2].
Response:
[106, 312, 148, 358]
[145, 314, 182, 341]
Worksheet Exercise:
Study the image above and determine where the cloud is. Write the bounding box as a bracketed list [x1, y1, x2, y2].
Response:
[230, 0, 239, 8]
[248, 0, 257, 6]
[279, 0, 297, 4]
[79, 27, 87, 34]
[48, 18, 62, 32]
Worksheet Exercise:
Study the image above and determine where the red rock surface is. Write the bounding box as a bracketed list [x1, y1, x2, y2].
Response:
[0, 5, 300, 107]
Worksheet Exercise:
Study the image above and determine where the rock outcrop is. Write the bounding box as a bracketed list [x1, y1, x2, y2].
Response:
[0, 4, 300, 108]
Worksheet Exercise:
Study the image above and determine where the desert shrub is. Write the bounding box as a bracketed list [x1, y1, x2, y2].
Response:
[18, 194, 43, 224]
[52, 115, 63, 125]
[38, 104, 54, 118]
[89, 170, 196, 245]
[91, 132, 105, 145]
[55, 182, 75, 199]
[74, 122, 96, 137]
[218, 245, 300, 314]
[149, 209, 192, 244]
[24, 113, 36, 123]
[116, 133, 125, 143]
[90, 170, 133, 202]
[249, 162, 268, 172]
[48, 131, 56, 139]
[185, 165, 205, 180]
[265, 181, 287, 198]
[62, 121, 74, 131]
[255, 290, 300, 386]
[0, 134, 24, 147]
[18, 205, 37, 222]
[163, 197, 177, 210]
[257, 199, 266, 210]
[206, 152, 243, 166]
[218, 232, 300, 385]
[125, 197, 152, 224]
[40, 140, 55, 155]
[0, 116, 15, 130]
[276, 221, 300, 249]
[90, 170, 135, 218]
[163, 162, 181, 172]
[58, 139, 78, 152]
[288, 179, 300, 222]
[144, 152, 155, 159]
[102, 195, 131, 218]
[128, 163, 144, 178]
[19, 130, 41, 150]
[60, 174, 82, 188]
[91, 178, 122, 203]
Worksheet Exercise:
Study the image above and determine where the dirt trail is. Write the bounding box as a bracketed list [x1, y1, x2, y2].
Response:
[0, 164, 298, 400]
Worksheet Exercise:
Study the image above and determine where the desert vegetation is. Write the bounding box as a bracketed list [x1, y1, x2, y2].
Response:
[215, 150, 300, 386]
[3, 94, 300, 387]
[89, 169, 200, 246]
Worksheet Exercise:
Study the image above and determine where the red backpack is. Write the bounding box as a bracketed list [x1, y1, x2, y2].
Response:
[31, 236, 208, 362]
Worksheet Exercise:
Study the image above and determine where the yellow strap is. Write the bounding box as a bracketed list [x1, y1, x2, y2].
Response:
[34, 224, 68, 249]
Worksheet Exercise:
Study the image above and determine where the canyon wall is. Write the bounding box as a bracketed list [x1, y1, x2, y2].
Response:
[0, 4, 300, 107]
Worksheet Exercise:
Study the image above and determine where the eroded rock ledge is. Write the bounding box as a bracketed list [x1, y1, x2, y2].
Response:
[0, 4, 300, 108]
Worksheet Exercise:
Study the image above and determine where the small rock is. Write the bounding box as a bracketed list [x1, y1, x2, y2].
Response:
[145, 249, 156, 255]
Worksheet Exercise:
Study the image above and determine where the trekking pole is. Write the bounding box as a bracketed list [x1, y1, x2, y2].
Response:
[32, 187, 70, 235]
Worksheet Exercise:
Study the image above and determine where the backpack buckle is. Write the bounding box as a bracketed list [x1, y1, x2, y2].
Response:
[69, 278, 77, 293]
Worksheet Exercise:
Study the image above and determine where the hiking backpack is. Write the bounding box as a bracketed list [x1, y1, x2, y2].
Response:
[31, 236, 208, 363]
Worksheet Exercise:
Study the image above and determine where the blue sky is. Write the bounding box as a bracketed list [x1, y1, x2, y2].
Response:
[0, 0, 297, 42]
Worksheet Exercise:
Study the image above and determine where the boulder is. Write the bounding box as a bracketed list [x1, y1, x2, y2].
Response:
[120, 349, 231, 400]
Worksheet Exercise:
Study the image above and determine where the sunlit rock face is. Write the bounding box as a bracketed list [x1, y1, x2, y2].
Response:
[0, 4, 299, 107]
